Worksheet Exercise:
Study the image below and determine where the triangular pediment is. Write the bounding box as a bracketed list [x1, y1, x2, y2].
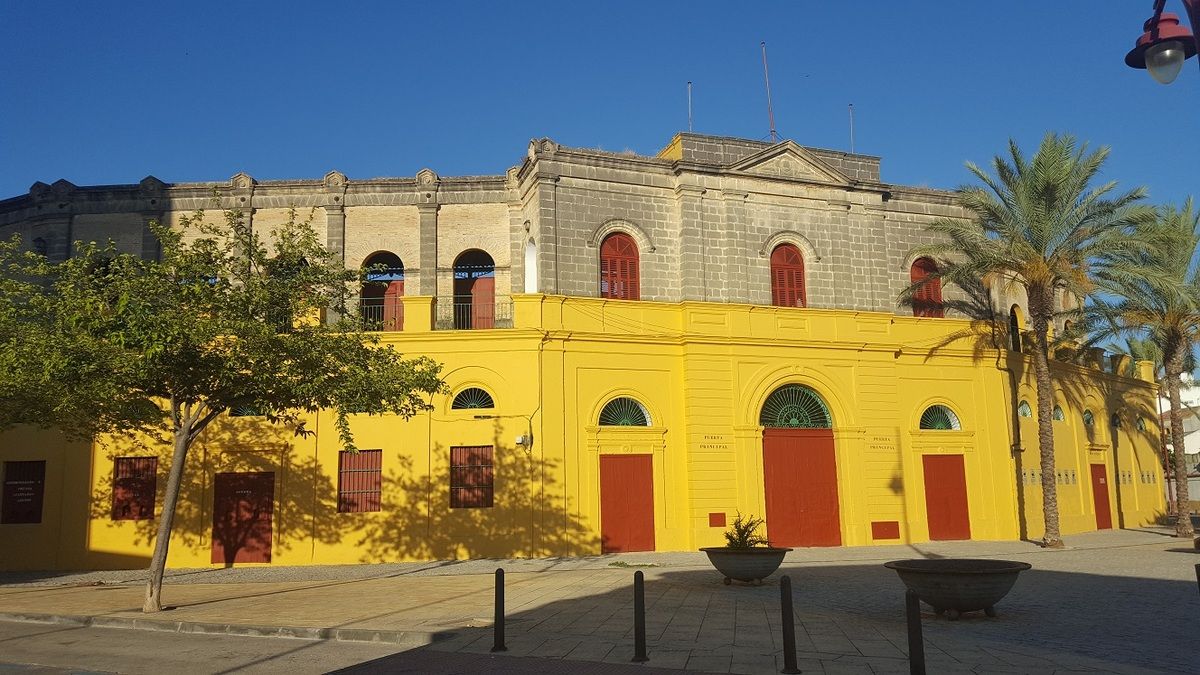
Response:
[728, 141, 849, 185]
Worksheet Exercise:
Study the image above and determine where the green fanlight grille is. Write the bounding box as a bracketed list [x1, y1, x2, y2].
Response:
[1053, 405, 1065, 422]
[919, 405, 961, 430]
[599, 397, 650, 426]
[760, 385, 831, 428]
[452, 388, 495, 410]
[1017, 401, 1032, 418]
[1082, 410, 1095, 427]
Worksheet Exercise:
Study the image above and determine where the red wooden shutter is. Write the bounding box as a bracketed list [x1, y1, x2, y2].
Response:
[450, 446, 494, 508]
[600, 233, 639, 300]
[383, 281, 404, 332]
[770, 244, 806, 307]
[337, 449, 382, 513]
[910, 258, 943, 318]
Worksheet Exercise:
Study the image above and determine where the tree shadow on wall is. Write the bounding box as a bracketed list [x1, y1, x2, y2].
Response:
[356, 423, 600, 561]
[89, 418, 349, 568]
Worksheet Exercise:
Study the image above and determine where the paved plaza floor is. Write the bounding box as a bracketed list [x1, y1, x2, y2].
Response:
[1, 528, 1197, 674]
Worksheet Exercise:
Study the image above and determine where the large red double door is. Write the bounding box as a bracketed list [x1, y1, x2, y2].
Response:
[762, 428, 842, 547]
[599, 455, 655, 553]
[211, 472, 275, 565]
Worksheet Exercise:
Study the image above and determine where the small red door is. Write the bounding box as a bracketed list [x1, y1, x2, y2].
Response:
[211, 472, 274, 564]
[923, 455, 971, 540]
[762, 428, 841, 547]
[383, 280, 404, 331]
[471, 276, 494, 329]
[600, 455, 655, 553]
[1090, 464, 1113, 530]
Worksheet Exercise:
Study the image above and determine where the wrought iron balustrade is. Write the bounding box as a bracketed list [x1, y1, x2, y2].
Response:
[354, 296, 403, 332]
[435, 295, 513, 330]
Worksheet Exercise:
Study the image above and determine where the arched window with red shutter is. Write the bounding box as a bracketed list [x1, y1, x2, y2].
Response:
[600, 232, 639, 300]
[770, 243, 806, 308]
[910, 257, 944, 318]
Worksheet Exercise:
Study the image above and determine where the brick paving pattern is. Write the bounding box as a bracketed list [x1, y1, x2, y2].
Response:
[2, 529, 1197, 673]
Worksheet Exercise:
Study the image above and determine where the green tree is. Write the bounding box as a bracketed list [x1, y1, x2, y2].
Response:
[904, 133, 1153, 548]
[1086, 199, 1200, 539]
[0, 207, 443, 611]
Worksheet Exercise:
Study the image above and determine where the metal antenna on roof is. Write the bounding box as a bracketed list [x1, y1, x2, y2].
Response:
[687, 81, 694, 132]
[848, 103, 856, 153]
[761, 42, 778, 143]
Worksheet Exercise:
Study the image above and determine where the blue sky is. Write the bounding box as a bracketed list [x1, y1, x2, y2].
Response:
[1, 1, 1196, 206]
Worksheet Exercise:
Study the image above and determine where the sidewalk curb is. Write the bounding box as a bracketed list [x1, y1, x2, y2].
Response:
[0, 611, 447, 646]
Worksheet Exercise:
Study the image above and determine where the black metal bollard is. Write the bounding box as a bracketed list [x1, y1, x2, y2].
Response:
[491, 568, 507, 652]
[633, 570, 649, 662]
[779, 575, 801, 674]
[905, 589, 925, 675]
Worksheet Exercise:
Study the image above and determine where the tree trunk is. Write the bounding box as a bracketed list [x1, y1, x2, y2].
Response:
[142, 422, 191, 612]
[1030, 289, 1063, 548]
[1165, 347, 1195, 539]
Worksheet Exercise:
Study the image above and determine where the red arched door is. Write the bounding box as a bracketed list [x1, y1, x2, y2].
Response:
[600, 233, 639, 300]
[770, 244, 806, 307]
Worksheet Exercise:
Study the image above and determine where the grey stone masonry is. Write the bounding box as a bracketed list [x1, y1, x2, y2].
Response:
[0, 132, 974, 317]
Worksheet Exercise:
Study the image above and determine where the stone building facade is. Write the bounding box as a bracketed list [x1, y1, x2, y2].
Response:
[0, 133, 974, 318]
[0, 134, 1165, 570]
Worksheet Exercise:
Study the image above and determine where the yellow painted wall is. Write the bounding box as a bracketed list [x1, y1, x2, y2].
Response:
[0, 294, 1166, 570]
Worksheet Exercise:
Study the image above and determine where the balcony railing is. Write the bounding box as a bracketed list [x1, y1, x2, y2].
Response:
[349, 296, 513, 331]
[435, 295, 513, 330]
[356, 296, 403, 332]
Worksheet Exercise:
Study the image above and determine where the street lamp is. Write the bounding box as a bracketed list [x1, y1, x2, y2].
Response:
[1125, 1, 1199, 84]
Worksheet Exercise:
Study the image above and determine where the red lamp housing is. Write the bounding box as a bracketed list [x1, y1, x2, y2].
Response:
[1125, 12, 1197, 68]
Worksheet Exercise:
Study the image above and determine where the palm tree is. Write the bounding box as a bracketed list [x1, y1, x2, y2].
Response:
[1088, 200, 1200, 539]
[905, 133, 1153, 548]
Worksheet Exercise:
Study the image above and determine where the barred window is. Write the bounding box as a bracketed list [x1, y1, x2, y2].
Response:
[450, 446, 494, 508]
[112, 457, 157, 521]
[338, 450, 382, 513]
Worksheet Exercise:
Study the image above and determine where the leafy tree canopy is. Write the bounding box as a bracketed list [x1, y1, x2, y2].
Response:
[0, 205, 443, 447]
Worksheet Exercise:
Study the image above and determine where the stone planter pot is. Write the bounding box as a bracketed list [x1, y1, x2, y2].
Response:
[700, 546, 792, 585]
[883, 558, 1031, 620]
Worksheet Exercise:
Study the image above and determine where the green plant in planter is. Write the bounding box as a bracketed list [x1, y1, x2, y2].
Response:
[724, 512, 770, 549]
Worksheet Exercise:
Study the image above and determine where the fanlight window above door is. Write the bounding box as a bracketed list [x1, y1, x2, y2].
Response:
[451, 387, 495, 410]
[1017, 400, 1032, 418]
[760, 385, 831, 429]
[919, 405, 961, 430]
[599, 397, 651, 426]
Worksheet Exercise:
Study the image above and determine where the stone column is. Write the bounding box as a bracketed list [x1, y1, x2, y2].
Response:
[720, 190, 750, 303]
[323, 171, 348, 263]
[140, 213, 163, 261]
[675, 184, 706, 301]
[417, 203, 439, 296]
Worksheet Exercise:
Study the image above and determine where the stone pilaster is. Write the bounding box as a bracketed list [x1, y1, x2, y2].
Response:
[323, 171, 348, 262]
[415, 169, 441, 296]
[721, 190, 750, 303]
[29, 180, 76, 262]
[674, 183, 706, 301]
[536, 176, 559, 294]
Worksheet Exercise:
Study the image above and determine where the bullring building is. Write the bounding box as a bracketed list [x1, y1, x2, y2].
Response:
[0, 133, 1164, 569]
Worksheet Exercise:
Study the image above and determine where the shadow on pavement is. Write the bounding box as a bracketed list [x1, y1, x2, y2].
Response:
[334, 561, 1199, 674]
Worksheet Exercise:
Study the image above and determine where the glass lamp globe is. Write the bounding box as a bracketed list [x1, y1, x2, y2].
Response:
[1145, 40, 1187, 84]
